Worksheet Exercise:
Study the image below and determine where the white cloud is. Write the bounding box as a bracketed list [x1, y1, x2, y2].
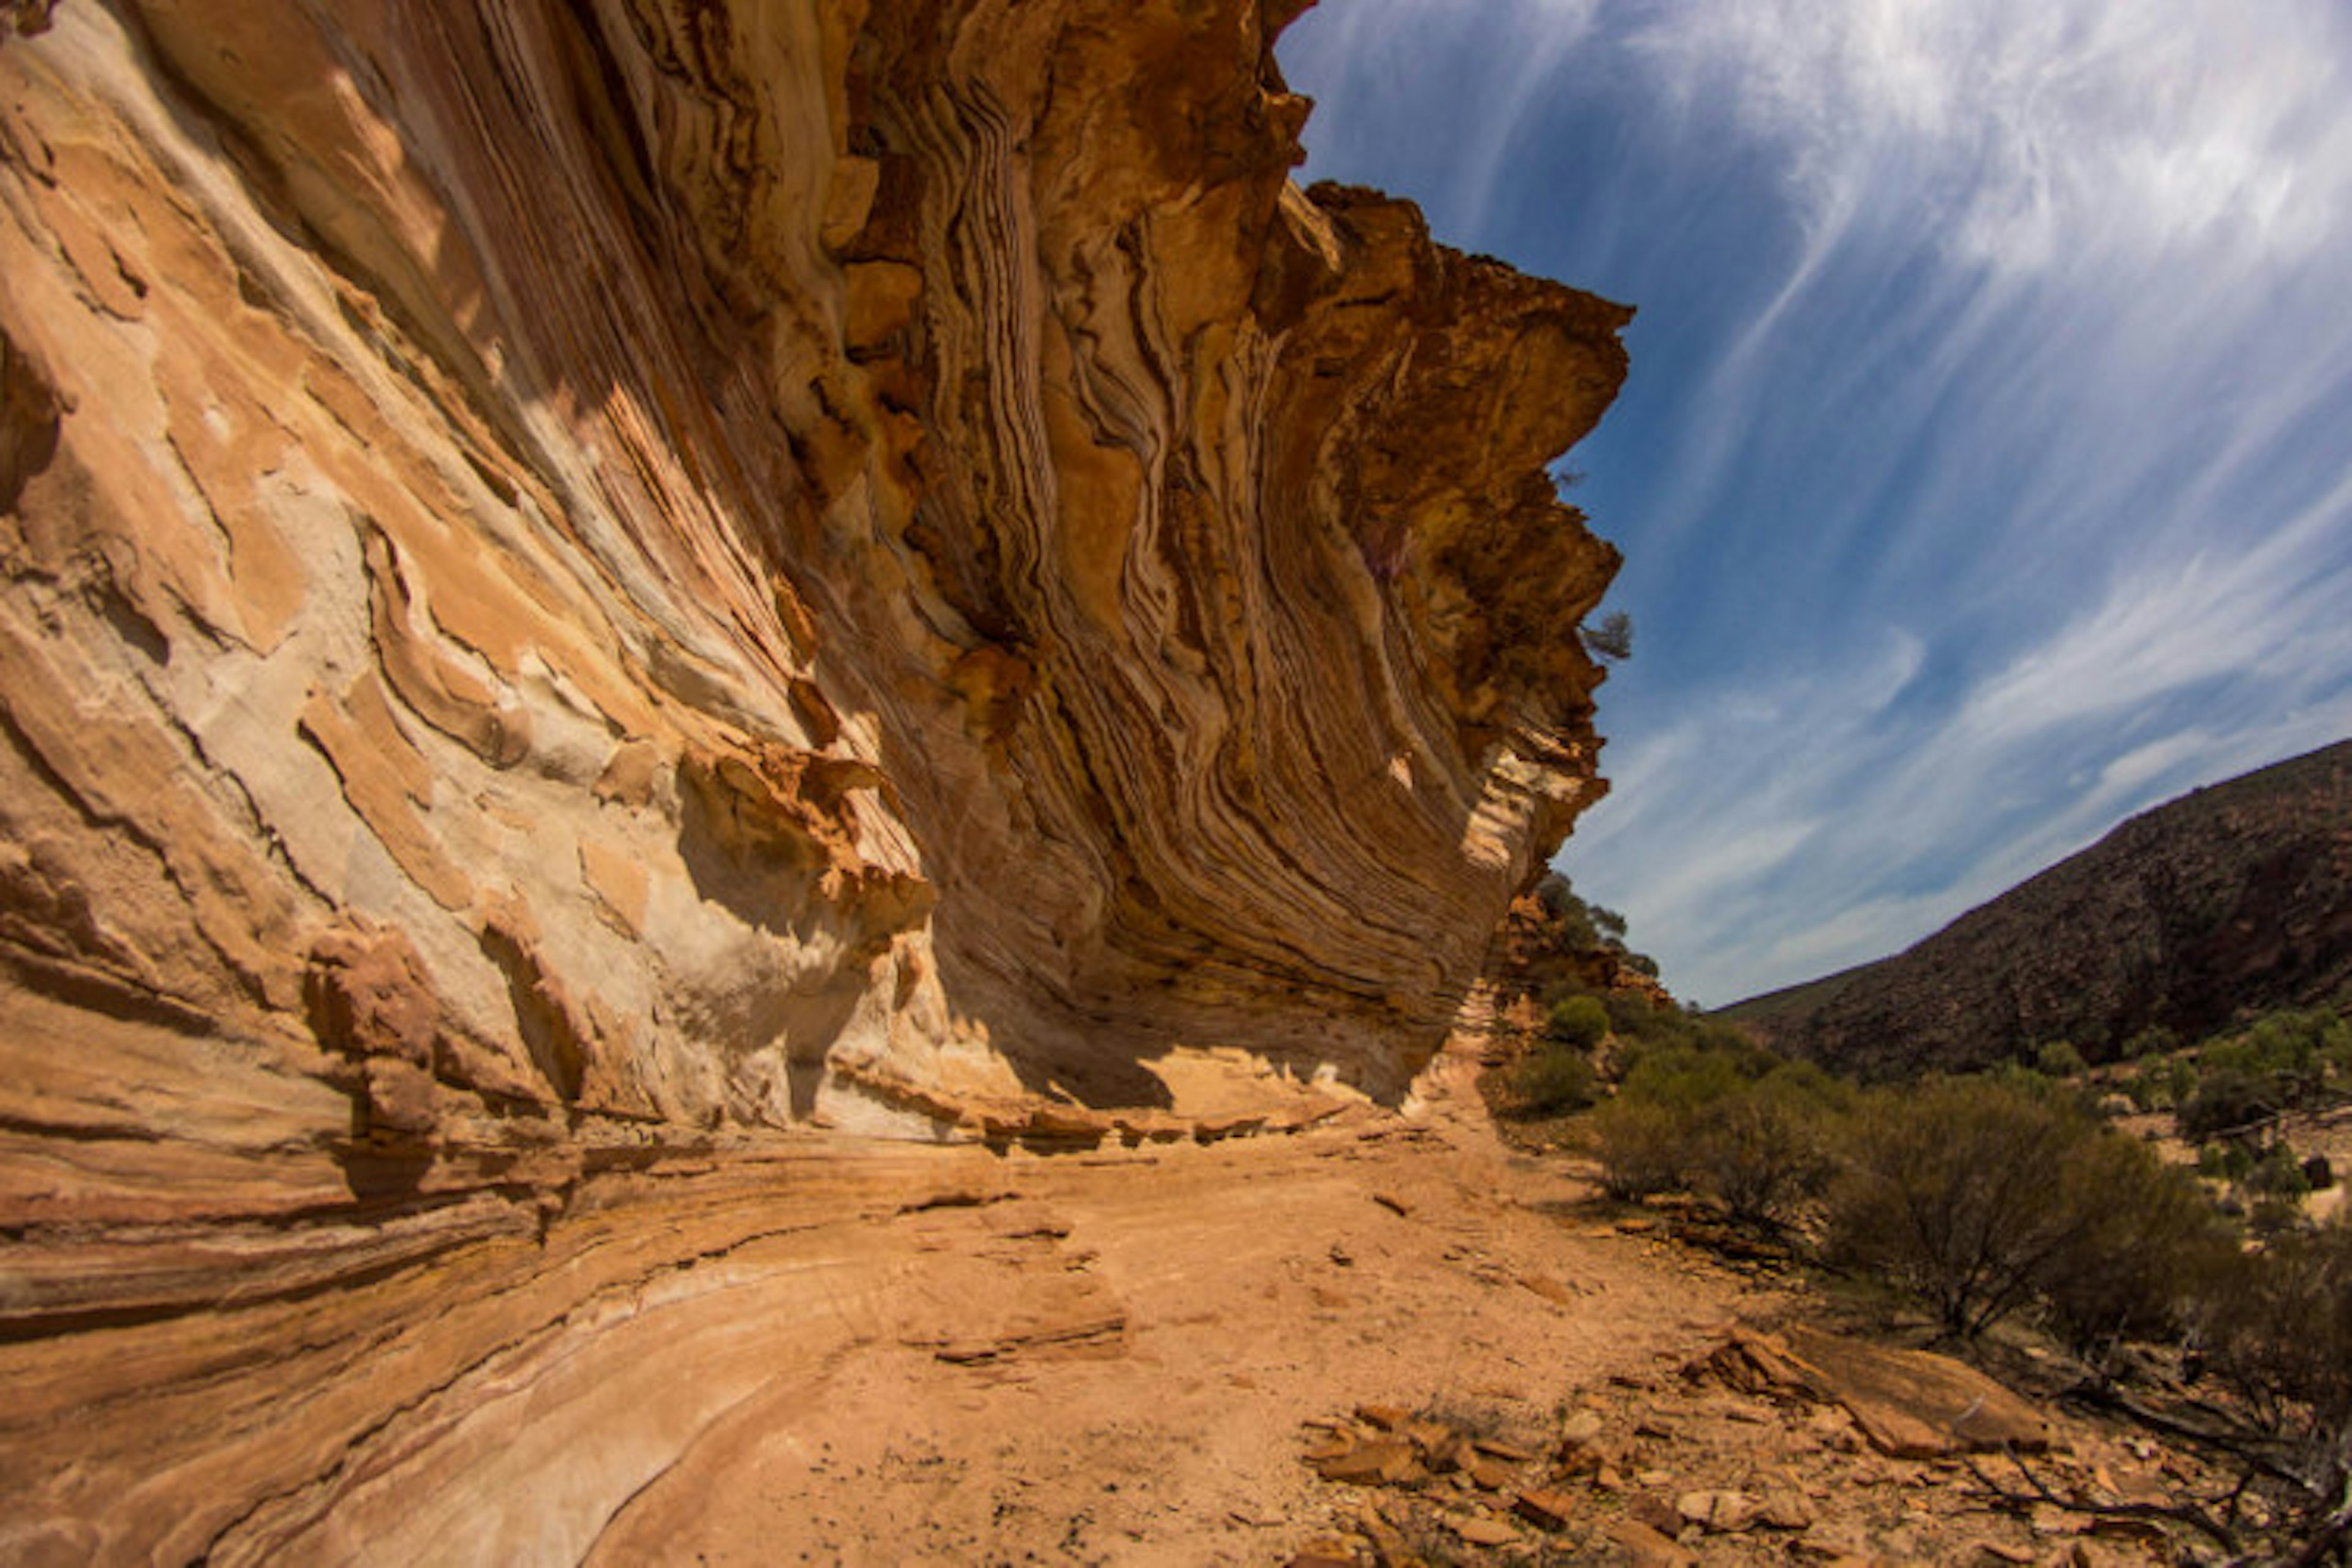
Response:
[1630, 0, 2352, 279]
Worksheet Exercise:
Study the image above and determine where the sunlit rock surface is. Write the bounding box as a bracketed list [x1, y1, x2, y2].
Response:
[1, 0, 1624, 1128]
[0, 0, 1625, 1553]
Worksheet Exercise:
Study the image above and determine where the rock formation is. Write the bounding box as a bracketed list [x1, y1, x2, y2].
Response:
[1, 0, 1628, 1555]
[0, 0, 1625, 1137]
[1728, 739, 2352, 1077]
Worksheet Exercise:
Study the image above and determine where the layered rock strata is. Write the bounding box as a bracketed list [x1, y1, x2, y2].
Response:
[1, 0, 1627, 1550]
[0, 0, 1626, 1135]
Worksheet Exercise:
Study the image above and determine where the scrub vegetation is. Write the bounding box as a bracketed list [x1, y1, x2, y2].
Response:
[1493, 880, 2352, 1561]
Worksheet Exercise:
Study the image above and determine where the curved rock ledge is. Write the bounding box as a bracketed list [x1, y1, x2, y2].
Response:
[1, 0, 1624, 1133]
[1, 0, 1628, 1551]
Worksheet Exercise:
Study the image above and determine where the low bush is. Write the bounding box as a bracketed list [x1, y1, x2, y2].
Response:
[2035, 1039, 2088, 1077]
[1684, 1066, 1848, 1226]
[1586, 1044, 1846, 1224]
[1543, 995, 1610, 1050]
[1825, 1076, 2144, 1337]
[1600, 991, 1691, 1053]
[2124, 1057, 2196, 1111]
[1512, 1041, 1597, 1117]
[2199, 1140, 2254, 1182]
[2247, 1143, 2313, 1201]
[2187, 1008, 2350, 1126]
[1583, 1042, 1748, 1199]
[2180, 1066, 2282, 1141]
[2038, 1133, 2236, 1357]
[2199, 1217, 2352, 1443]
[1583, 1096, 1686, 1201]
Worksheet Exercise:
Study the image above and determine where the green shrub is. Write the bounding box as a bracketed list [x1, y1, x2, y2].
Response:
[1513, 1042, 1597, 1117]
[2247, 1143, 2313, 1200]
[2192, 1008, 2347, 1121]
[2246, 1196, 2310, 1242]
[1544, 995, 1611, 1050]
[2035, 1039, 2088, 1077]
[1582, 1098, 1685, 1200]
[1586, 1047, 1847, 1223]
[1605, 998, 1776, 1079]
[2180, 1066, 2282, 1140]
[1532, 873, 1600, 949]
[1583, 1044, 1742, 1193]
[1602, 992, 1691, 1052]
[1824, 1077, 2113, 1336]
[1683, 1066, 1849, 1226]
[2038, 1133, 2236, 1356]
[2124, 1057, 2195, 1110]
[2201, 1217, 2352, 1441]
[2199, 1140, 2254, 1182]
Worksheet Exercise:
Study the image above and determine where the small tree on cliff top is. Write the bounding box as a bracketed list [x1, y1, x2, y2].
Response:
[1583, 609, 1634, 662]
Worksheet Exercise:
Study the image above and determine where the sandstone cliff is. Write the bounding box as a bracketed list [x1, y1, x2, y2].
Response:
[1728, 739, 2352, 1077]
[1, 1, 1628, 1550]
[0, 0, 1625, 1138]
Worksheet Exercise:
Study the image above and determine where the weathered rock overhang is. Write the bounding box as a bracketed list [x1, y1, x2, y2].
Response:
[0, 0, 1627, 1141]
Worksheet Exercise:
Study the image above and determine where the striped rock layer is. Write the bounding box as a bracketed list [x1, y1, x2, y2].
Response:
[0, 0, 1626, 1140]
[0, 1, 1627, 1553]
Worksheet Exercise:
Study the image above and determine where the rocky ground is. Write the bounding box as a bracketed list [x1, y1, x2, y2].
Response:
[571, 1039, 1774, 1565]
[4, 987, 2253, 1566]
[579, 1039, 2229, 1566]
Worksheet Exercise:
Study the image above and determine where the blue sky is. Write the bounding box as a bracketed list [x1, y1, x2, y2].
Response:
[1279, 0, 2352, 1005]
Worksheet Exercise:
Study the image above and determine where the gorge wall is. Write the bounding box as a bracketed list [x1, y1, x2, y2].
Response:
[1, 4, 1630, 1542]
[1728, 739, 2352, 1078]
[0, 0, 1627, 1145]
[1, 4, 1636, 1547]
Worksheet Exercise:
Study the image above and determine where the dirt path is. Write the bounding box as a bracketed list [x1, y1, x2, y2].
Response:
[575, 1042, 1781, 1564]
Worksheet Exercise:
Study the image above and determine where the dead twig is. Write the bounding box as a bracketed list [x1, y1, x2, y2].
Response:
[2063, 1376, 2310, 1493]
[2270, 1471, 2352, 1568]
[1959, 1446, 2242, 1555]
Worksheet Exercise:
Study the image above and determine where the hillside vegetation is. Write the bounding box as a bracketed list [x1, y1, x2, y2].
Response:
[1489, 872, 2352, 1562]
[1725, 739, 2352, 1079]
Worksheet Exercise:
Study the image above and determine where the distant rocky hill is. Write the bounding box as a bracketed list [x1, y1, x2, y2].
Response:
[1725, 739, 2352, 1078]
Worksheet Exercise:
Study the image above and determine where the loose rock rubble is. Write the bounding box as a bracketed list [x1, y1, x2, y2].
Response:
[1293, 1321, 2233, 1566]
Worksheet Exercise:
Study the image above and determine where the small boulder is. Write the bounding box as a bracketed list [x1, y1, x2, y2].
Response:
[1677, 1490, 1761, 1533]
[1417, 1427, 1474, 1475]
[1512, 1487, 1580, 1531]
[1315, 1437, 1420, 1487]
[1450, 1515, 1521, 1547]
[1466, 1457, 1518, 1491]
[1473, 1436, 1540, 1462]
[1625, 1491, 1683, 1537]
[1608, 1519, 1697, 1568]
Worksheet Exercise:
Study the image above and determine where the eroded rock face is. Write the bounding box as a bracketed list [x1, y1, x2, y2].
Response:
[0, 0, 1626, 1140]
[1, 2, 1630, 1548]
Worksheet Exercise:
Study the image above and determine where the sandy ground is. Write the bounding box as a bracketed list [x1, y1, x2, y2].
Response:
[576, 1040, 1784, 1565]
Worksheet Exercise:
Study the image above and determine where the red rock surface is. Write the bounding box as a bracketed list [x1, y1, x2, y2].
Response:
[0, 1, 1630, 1558]
[0, 0, 1624, 1136]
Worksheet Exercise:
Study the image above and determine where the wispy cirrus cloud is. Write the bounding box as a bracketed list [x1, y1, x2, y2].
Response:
[1282, 1, 2352, 1003]
[1630, 0, 2352, 279]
